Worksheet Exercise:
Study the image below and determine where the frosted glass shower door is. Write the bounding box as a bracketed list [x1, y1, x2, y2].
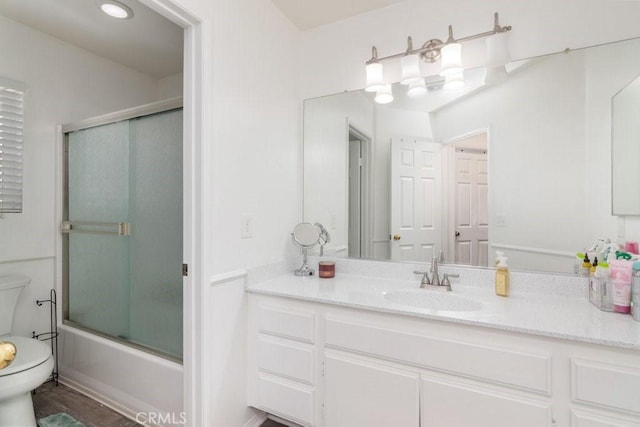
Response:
[65, 108, 183, 359]
[129, 109, 183, 358]
[67, 121, 131, 339]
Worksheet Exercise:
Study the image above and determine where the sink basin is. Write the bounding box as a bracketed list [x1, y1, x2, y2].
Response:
[383, 289, 483, 312]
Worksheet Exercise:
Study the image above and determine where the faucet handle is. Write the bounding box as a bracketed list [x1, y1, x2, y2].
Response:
[441, 273, 453, 291]
[413, 270, 430, 285]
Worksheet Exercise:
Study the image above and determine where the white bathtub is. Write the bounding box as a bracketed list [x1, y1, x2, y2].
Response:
[58, 325, 183, 423]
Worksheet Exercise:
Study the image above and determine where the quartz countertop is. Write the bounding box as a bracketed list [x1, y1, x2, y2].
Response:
[246, 268, 640, 351]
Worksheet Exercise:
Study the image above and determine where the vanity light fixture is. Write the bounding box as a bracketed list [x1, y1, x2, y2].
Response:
[98, 0, 134, 19]
[367, 12, 511, 103]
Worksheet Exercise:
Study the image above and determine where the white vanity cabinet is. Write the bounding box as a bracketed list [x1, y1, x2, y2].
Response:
[247, 293, 640, 427]
[246, 300, 318, 426]
[324, 351, 420, 427]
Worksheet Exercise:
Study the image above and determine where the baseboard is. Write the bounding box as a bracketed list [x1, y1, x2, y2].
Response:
[243, 411, 268, 427]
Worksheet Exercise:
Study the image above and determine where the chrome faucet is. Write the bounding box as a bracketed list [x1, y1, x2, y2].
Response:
[430, 255, 440, 290]
[413, 254, 459, 291]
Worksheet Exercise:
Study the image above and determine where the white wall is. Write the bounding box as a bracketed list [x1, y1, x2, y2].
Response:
[202, 0, 301, 425]
[0, 15, 159, 339]
[157, 72, 184, 99]
[304, 91, 374, 254]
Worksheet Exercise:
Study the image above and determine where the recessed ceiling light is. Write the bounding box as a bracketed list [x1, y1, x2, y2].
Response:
[98, 0, 134, 19]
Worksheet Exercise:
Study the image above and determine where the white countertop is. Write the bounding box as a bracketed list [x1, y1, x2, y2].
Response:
[246, 270, 640, 351]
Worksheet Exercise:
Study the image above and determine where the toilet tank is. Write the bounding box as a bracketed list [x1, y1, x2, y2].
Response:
[0, 275, 31, 337]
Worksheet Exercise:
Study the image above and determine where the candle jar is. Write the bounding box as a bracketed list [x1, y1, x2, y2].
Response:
[319, 261, 335, 278]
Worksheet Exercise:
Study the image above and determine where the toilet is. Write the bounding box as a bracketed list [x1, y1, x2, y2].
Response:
[0, 275, 54, 427]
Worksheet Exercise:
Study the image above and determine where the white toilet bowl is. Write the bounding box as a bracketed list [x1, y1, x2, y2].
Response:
[0, 336, 54, 427]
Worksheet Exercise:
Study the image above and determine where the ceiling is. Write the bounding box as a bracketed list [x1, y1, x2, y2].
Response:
[0, 0, 183, 79]
[271, 0, 408, 30]
[0, 0, 405, 79]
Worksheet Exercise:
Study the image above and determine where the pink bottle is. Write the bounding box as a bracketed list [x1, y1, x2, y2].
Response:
[609, 260, 633, 314]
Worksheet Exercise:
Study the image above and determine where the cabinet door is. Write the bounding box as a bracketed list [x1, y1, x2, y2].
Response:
[421, 375, 552, 427]
[324, 352, 419, 427]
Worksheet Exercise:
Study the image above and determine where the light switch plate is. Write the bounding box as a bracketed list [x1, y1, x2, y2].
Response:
[241, 214, 253, 238]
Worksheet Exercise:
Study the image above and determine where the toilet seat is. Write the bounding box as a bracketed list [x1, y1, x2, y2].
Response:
[0, 336, 51, 377]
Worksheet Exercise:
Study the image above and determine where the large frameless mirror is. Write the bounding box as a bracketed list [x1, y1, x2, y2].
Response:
[304, 37, 640, 275]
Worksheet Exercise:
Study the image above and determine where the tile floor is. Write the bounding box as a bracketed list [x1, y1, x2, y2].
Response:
[33, 381, 287, 427]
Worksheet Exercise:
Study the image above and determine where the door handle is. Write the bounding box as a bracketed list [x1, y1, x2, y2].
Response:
[393, 234, 401, 241]
[455, 231, 460, 237]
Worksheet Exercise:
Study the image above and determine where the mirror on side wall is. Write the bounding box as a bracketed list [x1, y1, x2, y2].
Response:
[304, 37, 640, 274]
[612, 72, 640, 215]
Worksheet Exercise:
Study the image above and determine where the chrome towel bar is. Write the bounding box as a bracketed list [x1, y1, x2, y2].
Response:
[61, 221, 130, 236]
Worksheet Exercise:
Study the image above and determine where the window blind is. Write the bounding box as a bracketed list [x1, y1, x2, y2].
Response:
[0, 77, 25, 213]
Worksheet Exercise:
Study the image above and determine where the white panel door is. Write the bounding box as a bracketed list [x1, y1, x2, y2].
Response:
[421, 376, 552, 427]
[454, 150, 489, 266]
[390, 138, 442, 262]
[324, 352, 420, 427]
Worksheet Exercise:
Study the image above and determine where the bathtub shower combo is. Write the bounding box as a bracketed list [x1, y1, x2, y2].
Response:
[61, 101, 183, 361]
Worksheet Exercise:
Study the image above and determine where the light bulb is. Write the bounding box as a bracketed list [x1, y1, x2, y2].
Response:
[99, 1, 134, 20]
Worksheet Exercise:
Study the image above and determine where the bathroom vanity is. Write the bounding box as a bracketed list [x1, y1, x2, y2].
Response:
[246, 260, 640, 427]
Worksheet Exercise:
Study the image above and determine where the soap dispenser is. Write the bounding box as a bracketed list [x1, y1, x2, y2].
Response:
[495, 252, 509, 297]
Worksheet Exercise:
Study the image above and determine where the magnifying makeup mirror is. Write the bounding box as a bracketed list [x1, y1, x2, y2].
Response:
[292, 222, 321, 276]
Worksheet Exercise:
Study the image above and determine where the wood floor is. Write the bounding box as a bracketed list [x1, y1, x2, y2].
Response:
[33, 381, 287, 427]
[33, 382, 141, 427]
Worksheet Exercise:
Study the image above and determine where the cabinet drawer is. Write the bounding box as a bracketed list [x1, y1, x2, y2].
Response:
[259, 304, 315, 343]
[258, 335, 315, 384]
[325, 317, 551, 394]
[572, 358, 640, 415]
[257, 374, 315, 427]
